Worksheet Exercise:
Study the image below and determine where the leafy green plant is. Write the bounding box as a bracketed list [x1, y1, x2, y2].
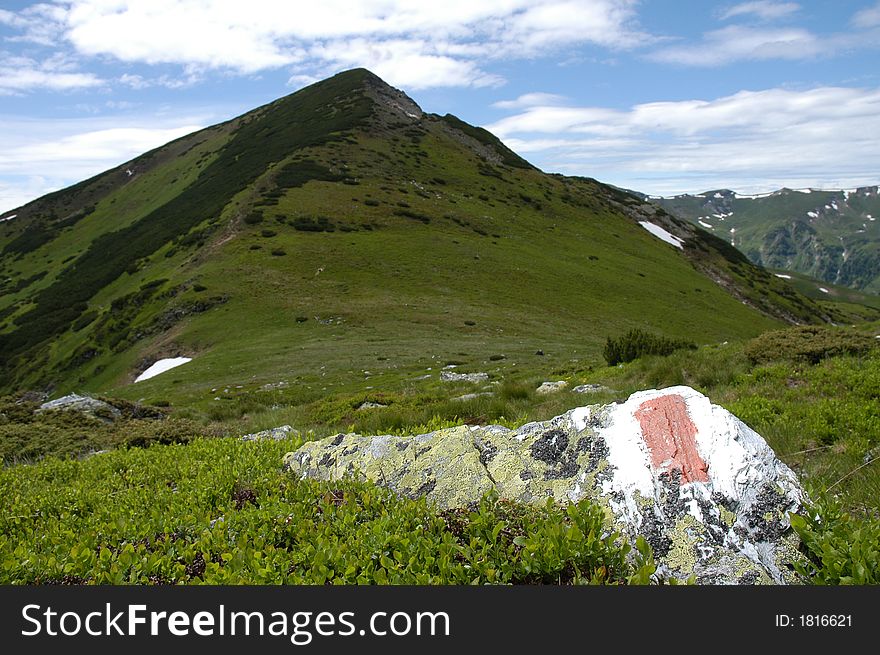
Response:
[790, 495, 880, 584]
[0, 437, 653, 585]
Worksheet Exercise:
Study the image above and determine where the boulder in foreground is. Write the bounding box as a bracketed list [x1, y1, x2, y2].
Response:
[283, 386, 805, 584]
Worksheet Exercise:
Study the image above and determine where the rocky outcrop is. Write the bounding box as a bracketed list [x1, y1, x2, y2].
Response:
[241, 425, 299, 442]
[440, 371, 489, 383]
[283, 386, 805, 584]
[357, 402, 388, 410]
[36, 393, 121, 422]
[536, 380, 567, 394]
[572, 383, 613, 394]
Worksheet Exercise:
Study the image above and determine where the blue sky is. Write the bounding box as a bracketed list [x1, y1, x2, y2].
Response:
[1, 0, 879, 214]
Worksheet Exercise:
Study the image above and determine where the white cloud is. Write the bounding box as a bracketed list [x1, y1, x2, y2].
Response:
[487, 85, 880, 195]
[650, 25, 820, 66]
[118, 72, 203, 90]
[719, 1, 800, 21]
[651, 1, 880, 67]
[853, 2, 880, 28]
[1, 126, 203, 172]
[0, 54, 103, 93]
[0, 3, 68, 46]
[305, 38, 504, 90]
[0, 114, 208, 212]
[492, 92, 568, 110]
[0, 0, 650, 90]
[0, 176, 58, 217]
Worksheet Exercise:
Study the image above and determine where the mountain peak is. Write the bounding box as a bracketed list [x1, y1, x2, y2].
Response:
[279, 68, 423, 125]
[0, 68, 836, 393]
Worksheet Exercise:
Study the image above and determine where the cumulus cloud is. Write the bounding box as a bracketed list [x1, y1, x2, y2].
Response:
[487, 85, 880, 195]
[0, 0, 650, 90]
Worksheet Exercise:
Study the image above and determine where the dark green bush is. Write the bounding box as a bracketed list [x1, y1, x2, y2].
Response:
[744, 326, 877, 365]
[122, 418, 215, 448]
[603, 328, 696, 366]
[291, 215, 335, 232]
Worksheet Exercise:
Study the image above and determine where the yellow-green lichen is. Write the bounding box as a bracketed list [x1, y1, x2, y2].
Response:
[734, 554, 773, 584]
[664, 513, 701, 575]
[719, 506, 736, 527]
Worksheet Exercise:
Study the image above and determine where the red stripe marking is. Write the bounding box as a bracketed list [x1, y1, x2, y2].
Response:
[634, 394, 708, 484]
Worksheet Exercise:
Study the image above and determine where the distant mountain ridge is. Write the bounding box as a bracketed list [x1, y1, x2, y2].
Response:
[641, 186, 880, 293]
[0, 69, 837, 398]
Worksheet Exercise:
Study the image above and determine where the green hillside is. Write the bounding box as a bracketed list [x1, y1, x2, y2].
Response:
[0, 69, 833, 408]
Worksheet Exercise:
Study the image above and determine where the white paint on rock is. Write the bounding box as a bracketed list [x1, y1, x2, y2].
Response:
[591, 386, 802, 547]
[135, 357, 192, 382]
[638, 221, 683, 249]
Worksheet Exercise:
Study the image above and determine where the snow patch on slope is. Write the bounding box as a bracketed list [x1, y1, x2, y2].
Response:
[638, 221, 683, 249]
[135, 357, 192, 382]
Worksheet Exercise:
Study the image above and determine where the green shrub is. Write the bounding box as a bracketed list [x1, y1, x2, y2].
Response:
[603, 328, 696, 366]
[790, 496, 880, 584]
[744, 326, 877, 365]
[0, 437, 651, 585]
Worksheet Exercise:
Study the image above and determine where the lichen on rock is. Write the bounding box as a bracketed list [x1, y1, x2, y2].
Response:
[283, 385, 806, 584]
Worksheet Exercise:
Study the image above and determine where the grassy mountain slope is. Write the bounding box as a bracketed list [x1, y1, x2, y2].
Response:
[0, 70, 833, 406]
[649, 188, 880, 292]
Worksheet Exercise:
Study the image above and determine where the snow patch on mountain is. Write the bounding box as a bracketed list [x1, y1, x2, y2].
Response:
[135, 357, 192, 382]
[638, 221, 683, 249]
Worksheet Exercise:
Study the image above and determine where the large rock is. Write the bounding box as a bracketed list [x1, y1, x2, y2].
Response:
[36, 393, 121, 422]
[536, 380, 567, 394]
[440, 371, 489, 383]
[241, 425, 299, 442]
[283, 386, 805, 584]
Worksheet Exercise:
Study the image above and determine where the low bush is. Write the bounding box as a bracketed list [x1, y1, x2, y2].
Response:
[744, 326, 877, 365]
[603, 329, 696, 366]
[0, 435, 652, 584]
[791, 495, 880, 584]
